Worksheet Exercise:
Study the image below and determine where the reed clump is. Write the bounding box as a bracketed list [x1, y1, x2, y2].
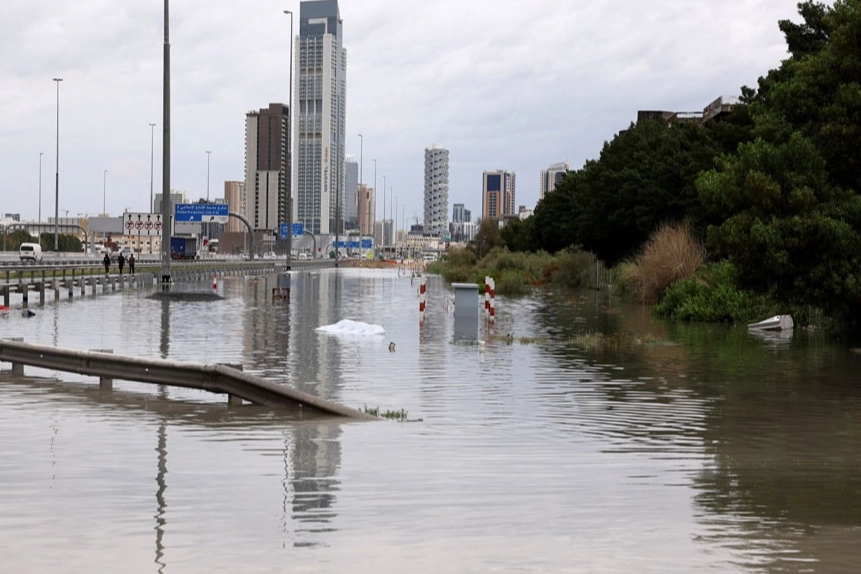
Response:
[618, 220, 704, 303]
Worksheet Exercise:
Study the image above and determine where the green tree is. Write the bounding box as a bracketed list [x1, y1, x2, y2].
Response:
[472, 218, 501, 259]
[547, 119, 739, 264]
[500, 215, 536, 252]
[750, 0, 861, 192]
[698, 133, 861, 321]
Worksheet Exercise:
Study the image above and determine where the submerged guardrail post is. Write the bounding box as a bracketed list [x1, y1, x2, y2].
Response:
[91, 349, 114, 390]
[3, 338, 25, 375]
[220, 363, 245, 405]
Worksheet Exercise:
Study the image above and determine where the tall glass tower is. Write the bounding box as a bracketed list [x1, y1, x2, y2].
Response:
[293, 0, 347, 236]
[423, 145, 449, 236]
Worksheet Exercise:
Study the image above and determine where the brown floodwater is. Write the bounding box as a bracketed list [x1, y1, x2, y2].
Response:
[1, 268, 860, 573]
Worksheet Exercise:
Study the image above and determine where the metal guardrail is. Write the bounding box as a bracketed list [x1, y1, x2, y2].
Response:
[0, 339, 374, 419]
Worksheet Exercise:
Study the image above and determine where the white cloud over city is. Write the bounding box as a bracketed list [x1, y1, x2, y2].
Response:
[0, 0, 795, 224]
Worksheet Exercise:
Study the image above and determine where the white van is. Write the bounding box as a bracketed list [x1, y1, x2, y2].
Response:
[19, 242, 43, 262]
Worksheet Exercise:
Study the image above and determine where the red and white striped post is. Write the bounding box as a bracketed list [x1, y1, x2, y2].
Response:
[419, 276, 427, 322]
[488, 277, 495, 322]
[484, 276, 490, 317]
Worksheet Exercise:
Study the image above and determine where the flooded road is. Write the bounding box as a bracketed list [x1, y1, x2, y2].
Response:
[1, 268, 860, 573]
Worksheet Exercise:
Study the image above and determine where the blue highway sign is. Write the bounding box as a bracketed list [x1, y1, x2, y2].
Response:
[174, 203, 229, 223]
[280, 222, 304, 238]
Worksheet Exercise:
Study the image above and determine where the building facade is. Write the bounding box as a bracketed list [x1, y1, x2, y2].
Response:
[539, 162, 569, 201]
[344, 156, 358, 230]
[357, 183, 374, 236]
[153, 191, 187, 217]
[224, 181, 244, 233]
[482, 170, 515, 220]
[452, 203, 471, 223]
[294, 0, 347, 236]
[244, 104, 290, 231]
[423, 144, 449, 236]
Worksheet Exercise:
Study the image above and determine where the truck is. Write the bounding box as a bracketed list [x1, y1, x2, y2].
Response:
[170, 236, 198, 260]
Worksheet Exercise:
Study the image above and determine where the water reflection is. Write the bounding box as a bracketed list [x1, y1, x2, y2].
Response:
[534, 291, 861, 571]
[3, 272, 861, 571]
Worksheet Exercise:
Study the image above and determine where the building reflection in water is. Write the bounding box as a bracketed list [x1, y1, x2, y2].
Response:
[238, 272, 345, 547]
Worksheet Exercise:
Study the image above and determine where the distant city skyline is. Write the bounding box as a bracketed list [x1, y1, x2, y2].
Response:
[1, 0, 795, 226]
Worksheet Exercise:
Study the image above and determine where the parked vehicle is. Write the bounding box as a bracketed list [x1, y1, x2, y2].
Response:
[19, 242, 43, 262]
[170, 236, 198, 260]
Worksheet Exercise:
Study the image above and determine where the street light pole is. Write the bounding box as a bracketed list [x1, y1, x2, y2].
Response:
[205, 150, 211, 201]
[373, 158, 377, 245]
[284, 8, 294, 266]
[53, 77, 62, 252]
[205, 150, 211, 245]
[38, 152, 43, 224]
[357, 133, 363, 243]
[103, 170, 108, 215]
[382, 174, 386, 247]
[149, 123, 156, 212]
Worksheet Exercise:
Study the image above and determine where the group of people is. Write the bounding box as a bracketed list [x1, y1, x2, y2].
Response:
[103, 251, 135, 275]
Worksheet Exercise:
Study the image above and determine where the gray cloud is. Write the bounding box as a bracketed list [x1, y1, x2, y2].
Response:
[1, 0, 793, 224]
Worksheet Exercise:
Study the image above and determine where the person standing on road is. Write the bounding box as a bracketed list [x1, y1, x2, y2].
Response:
[103, 252, 110, 275]
[128, 253, 135, 275]
[117, 252, 126, 275]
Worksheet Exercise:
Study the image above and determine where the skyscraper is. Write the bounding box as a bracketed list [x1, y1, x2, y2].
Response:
[244, 104, 290, 231]
[357, 183, 375, 236]
[224, 181, 245, 233]
[423, 145, 449, 236]
[452, 203, 471, 223]
[539, 162, 569, 201]
[482, 170, 515, 220]
[294, 0, 347, 236]
[345, 156, 358, 230]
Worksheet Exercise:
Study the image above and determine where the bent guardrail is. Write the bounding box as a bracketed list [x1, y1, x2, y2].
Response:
[0, 339, 374, 419]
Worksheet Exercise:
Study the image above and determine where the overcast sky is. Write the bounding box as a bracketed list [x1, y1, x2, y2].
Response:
[1, 0, 798, 227]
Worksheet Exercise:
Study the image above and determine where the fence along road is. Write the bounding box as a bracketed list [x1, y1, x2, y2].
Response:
[0, 338, 375, 419]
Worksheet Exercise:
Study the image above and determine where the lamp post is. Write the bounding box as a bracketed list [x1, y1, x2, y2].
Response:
[205, 150, 211, 245]
[205, 150, 211, 201]
[149, 123, 156, 212]
[357, 133, 363, 242]
[284, 8, 294, 265]
[38, 152, 43, 224]
[53, 77, 62, 252]
[103, 170, 108, 215]
[382, 175, 386, 247]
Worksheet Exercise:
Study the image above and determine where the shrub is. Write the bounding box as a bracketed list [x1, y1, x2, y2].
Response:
[445, 247, 477, 268]
[495, 269, 534, 296]
[622, 220, 704, 302]
[655, 260, 780, 323]
[548, 247, 599, 289]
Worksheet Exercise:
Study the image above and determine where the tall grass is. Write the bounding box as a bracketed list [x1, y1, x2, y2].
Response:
[619, 220, 704, 303]
[436, 246, 604, 296]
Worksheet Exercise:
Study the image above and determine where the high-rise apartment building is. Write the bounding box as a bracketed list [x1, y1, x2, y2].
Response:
[452, 203, 471, 223]
[482, 170, 515, 220]
[345, 156, 358, 230]
[539, 162, 569, 201]
[294, 0, 347, 236]
[224, 181, 244, 233]
[154, 191, 187, 217]
[244, 103, 290, 231]
[423, 145, 449, 236]
[357, 183, 375, 236]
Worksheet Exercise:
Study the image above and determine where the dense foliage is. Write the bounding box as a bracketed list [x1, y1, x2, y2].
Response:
[491, 1, 861, 332]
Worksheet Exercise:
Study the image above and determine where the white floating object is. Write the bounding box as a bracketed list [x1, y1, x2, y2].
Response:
[747, 314, 793, 331]
[315, 319, 385, 337]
